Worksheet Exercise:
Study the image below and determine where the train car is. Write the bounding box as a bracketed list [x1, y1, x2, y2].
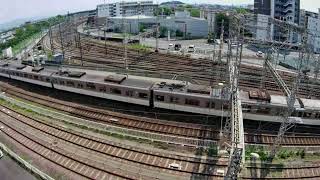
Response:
[1, 63, 320, 125]
[0, 64, 55, 88]
[0, 63, 10, 78]
[297, 98, 320, 125]
[51, 69, 153, 106]
[152, 82, 230, 116]
[240, 90, 304, 123]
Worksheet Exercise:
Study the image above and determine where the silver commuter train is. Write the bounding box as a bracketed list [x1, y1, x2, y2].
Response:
[0, 63, 319, 126]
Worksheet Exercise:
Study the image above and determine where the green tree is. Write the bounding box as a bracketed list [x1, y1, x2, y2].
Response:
[236, 8, 248, 14]
[176, 29, 184, 37]
[189, 8, 200, 17]
[159, 26, 168, 38]
[139, 24, 146, 32]
[0, 14, 65, 53]
[215, 13, 230, 39]
[154, 7, 173, 16]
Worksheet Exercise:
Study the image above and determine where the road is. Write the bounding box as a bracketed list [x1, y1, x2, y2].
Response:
[0, 155, 36, 180]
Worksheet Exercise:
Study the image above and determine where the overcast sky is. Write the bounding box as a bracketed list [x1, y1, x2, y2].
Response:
[1, 0, 319, 24]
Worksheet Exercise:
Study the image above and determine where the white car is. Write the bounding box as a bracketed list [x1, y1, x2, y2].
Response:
[256, 51, 263, 57]
[187, 45, 195, 52]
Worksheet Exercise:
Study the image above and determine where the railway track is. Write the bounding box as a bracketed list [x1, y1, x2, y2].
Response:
[1, 82, 320, 147]
[1, 95, 320, 179]
[0, 106, 136, 180]
[45, 24, 320, 99]
[0, 104, 228, 179]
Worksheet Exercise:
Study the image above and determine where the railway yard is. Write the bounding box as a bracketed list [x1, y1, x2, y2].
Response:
[1, 13, 320, 180]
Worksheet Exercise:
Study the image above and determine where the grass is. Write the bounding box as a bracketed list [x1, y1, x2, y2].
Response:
[12, 32, 43, 55]
[128, 43, 151, 52]
[0, 96, 172, 151]
[245, 145, 320, 164]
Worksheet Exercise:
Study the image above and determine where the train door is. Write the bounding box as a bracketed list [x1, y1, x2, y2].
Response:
[149, 89, 154, 108]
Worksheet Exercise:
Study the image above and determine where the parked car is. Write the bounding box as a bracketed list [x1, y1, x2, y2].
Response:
[174, 44, 182, 51]
[256, 51, 264, 57]
[187, 45, 195, 52]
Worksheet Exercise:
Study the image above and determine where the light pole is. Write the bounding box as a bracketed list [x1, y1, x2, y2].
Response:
[218, 82, 224, 137]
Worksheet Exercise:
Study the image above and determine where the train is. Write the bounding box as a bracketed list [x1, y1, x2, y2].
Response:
[0, 62, 319, 126]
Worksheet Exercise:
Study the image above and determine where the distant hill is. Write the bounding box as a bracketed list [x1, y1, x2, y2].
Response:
[160, 1, 184, 6]
[0, 16, 48, 32]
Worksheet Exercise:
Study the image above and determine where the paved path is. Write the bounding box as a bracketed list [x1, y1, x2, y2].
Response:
[0, 155, 36, 180]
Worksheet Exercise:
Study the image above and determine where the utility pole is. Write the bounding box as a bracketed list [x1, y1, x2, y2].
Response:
[78, 32, 83, 66]
[223, 14, 245, 180]
[104, 25, 107, 55]
[122, 9, 128, 72]
[218, 19, 224, 63]
[49, 24, 55, 53]
[58, 23, 65, 59]
[155, 15, 160, 53]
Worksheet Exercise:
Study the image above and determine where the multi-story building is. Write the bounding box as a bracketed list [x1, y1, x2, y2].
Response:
[299, 9, 318, 27]
[254, 0, 300, 43]
[300, 9, 320, 53]
[107, 11, 208, 38]
[97, 1, 158, 18]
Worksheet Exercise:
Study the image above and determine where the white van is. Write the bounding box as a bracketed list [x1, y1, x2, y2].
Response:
[187, 45, 195, 53]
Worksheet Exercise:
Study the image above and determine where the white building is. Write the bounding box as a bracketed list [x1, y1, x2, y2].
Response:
[2, 47, 13, 58]
[97, 1, 158, 18]
[254, 0, 300, 43]
[305, 9, 320, 53]
[107, 11, 208, 38]
[255, 14, 272, 41]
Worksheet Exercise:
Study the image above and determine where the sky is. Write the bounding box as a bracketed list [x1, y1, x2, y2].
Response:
[0, 0, 320, 24]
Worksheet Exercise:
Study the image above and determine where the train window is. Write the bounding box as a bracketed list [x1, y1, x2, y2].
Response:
[156, 95, 164, 101]
[34, 75, 39, 80]
[99, 86, 107, 92]
[139, 93, 148, 99]
[60, 81, 65, 85]
[86, 82, 96, 90]
[110, 88, 121, 95]
[77, 83, 83, 88]
[170, 97, 179, 103]
[46, 78, 50, 82]
[52, 79, 58, 84]
[126, 90, 134, 97]
[206, 102, 215, 108]
[257, 108, 270, 114]
[303, 112, 312, 118]
[185, 99, 200, 106]
[67, 81, 75, 87]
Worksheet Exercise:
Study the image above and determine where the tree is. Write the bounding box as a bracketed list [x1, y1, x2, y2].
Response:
[159, 26, 168, 38]
[189, 8, 200, 17]
[154, 7, 173, 16]
[176, 29, 183, 37]
[139, 24, 146, 32]
[215, 13, 230, 39]
[236, 8, 248, 14]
